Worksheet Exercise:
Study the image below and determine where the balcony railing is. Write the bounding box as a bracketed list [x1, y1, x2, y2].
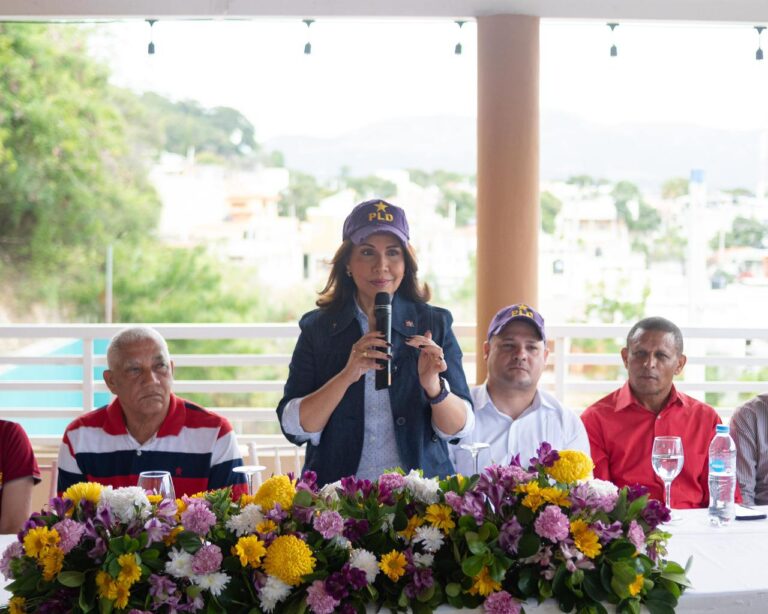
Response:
[2, 323, 768, 450]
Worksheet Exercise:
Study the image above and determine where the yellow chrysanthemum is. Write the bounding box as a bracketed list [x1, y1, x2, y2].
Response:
[379, 550, 408, 582]
[62, 482, 103, 506]
[164, 526, 183, 546]
[629, 573, 645, 597]
[240, 493, 258, 507]
[41, 546, 64, 581]
[256, 519, 278, 534]
[570, 520, 602, 559]
[117, 553, 142, 587]
[253, 475, 296, 511]
[398, 515, 424, 540]
[8, 596, 26, 614]
[425, 504, 455, 532]
[23, 527, 60, 559]
[517, 482, 546, 512]
[114, 582, 130, 609]
[468, 566, 502, 597]
[96, 571, 118, 600]
[263, 535, 316, 586]
[546, 450, 594, 483]
[147, 493, 163, 505]
[233, 535, 267, 568]
[541, 486, 572, 508]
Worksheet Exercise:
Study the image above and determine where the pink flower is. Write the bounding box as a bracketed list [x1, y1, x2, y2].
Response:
[52, 518, 85, 554]
[191, 544, 223, 575]
[534, 505, 570, 542]
[627, 520, 646, 553]
[181, 501, 217, 536]
[484, 590, 521, 614]
[0, 541, 23, 580]
[306, 580, 340, 614]
[313, 510, 344, 539]
[378, 473, 405, 491]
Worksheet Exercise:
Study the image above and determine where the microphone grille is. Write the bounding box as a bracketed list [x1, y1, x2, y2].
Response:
[374, 292, 391, 306]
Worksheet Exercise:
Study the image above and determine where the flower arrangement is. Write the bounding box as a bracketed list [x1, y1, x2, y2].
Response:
[0, 445, 690, 614]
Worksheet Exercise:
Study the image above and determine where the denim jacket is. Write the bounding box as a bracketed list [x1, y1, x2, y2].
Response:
[276, 293, 472, 486]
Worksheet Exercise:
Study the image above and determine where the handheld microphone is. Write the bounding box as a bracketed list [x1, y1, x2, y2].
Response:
[374, 292, 392, 390]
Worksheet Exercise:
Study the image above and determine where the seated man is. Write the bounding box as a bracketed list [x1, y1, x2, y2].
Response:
[452, 304, 590, 475]
[58, 326, 246, 498]
[731, 393, 768, 505]
[0, 420, 40, 533]
[581, 316, 723, 508]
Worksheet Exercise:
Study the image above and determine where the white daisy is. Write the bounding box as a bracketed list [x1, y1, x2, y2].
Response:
[349, 548, 379, 583]
[414, 525, 444, 553]
[225, 503, 265, 536]
[259, 575, 292, 612]
[165, 548, 194, 578]
[403, 470, 440, 504]
[99, 486, 151, 524]
[413, 552, 434, 568]
[193, 571, 230, 596]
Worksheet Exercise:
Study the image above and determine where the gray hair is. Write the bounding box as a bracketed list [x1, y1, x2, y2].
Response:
[106, 326, 171, 370]
[626, 316, 684, 355]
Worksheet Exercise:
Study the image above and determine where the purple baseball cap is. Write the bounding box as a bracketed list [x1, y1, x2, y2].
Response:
[342, 199, 410, 245]
[487, 304, 546, 343]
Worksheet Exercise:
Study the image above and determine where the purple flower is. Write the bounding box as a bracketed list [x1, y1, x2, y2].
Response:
[530, 442, 560, 469]
[50, 496, 73, 518]
[0, 541, 23, 580]
[534, 505, 570, 542]
[265, 503, 288, 523]
[626, 484, 650, 502]
[144, 517, 171, 546]
[325, 570, 350, 601]
[52, 518, 85, 554]
[378, 472, 405, 492]
[37, 589, 78, 614]
[313, 510, 345, 539]
[342, 518, 369, 542]
[340, 476, 374, 499]
[338, 603, 357, 614]
[627, 520, 646, 552]
[149, 573, 178, 602]
[443, 491, 464, 515]
[306, 580, 340, 614]
[484, 590, 522, 614]
[499, 517, 523, 555]
[593, 520, 624, 544]
[641, 499, 671, 529]
[405, 567, 434, 599]
[155, 498, 178, 518]
[344, 563, 368, 591]
[192, 544, 223, 575]
[297, 471, 318, 494]
[181, 500, 217, 536]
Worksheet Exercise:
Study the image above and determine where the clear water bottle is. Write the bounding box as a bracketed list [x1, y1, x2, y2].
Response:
[708, 424, 737, 527]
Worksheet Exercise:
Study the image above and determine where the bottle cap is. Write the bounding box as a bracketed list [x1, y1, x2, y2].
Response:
[715, 424, 729, 433]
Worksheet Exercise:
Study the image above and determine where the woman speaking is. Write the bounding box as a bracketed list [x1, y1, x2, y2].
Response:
[277, 199, 474, 486]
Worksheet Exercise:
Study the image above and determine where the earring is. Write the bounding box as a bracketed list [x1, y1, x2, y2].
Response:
[346, 269, 352, 277]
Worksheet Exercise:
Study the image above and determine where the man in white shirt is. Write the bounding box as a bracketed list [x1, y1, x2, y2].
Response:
[451, 304, 590, 475]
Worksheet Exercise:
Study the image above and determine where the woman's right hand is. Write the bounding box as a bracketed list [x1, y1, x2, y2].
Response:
[341, 331, 391, 385]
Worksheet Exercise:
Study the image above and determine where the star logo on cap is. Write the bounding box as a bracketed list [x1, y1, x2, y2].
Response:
[375, 202, 388, 213]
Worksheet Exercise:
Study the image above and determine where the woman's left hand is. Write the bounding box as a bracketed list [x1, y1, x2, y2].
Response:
[405, 330, 447, 398]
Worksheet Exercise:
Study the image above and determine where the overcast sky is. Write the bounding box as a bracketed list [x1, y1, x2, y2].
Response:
[90, 19, 768, 141]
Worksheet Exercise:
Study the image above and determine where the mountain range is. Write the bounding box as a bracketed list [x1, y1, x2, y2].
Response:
[265, 111, 767, 192]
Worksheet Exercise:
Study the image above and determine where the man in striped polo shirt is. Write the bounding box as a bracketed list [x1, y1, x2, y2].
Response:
[57, 326, 247, 498]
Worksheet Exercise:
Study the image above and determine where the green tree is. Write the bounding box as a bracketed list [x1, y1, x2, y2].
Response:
[540, 191, 562, 234]
[612, 181, 661, 234]
[345, 175, 397, 200]
[0, 23, 159, 312]
[278, 171, 332, 220]
[660, 177, 689, 199]
[709, 216, 768, 250]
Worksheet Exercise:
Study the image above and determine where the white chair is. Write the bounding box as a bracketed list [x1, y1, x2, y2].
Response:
[246, 442, 305, 484]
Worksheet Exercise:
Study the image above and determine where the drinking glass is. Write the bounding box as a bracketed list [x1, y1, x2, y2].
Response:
[233, 465, 266, 496]
[137, 470, 176, 500]
[651, 436, 684, 520]
[459, 442, 491, 475]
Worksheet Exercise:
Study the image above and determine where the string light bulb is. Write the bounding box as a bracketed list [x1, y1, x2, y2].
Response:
[756, 26, 765, 61]
[303, 19, 314, 55]
[146, 19, 157, 55]
[454, 20, 466, 55]
[607, 22, 619, 57]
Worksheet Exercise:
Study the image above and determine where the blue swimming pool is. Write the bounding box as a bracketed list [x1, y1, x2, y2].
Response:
[0, 339, 112, 435]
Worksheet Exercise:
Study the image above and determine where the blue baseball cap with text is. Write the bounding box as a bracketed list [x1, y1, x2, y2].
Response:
[487, 303, 546, 343]
[342, 199, 410, 245]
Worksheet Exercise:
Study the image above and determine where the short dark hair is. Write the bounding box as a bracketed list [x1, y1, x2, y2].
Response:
[626, 316, 684, 355]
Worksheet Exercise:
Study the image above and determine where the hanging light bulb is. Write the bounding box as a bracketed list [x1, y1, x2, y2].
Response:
[303, 19, 315, 55]
[454, 20, 466, 55]
[607, 22, 619, 57]
[146, 19, 157, 55]
[756, 26, 765, 61]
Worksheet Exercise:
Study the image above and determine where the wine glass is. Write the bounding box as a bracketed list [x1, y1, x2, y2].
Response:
[137, 470, 176, 500]
[651, 436, 684, 521]
[233, 465, 267, 496]
[459, 442, 491, 475]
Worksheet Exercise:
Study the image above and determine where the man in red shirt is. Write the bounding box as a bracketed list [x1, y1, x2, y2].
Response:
[581, 317, 723, 509]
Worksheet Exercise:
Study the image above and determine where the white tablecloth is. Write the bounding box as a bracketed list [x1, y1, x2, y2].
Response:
[2, 509, 768, 611]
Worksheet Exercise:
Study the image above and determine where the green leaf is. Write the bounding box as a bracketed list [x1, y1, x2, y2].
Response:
[416, 583, 436, 602]
[516, 533, 541, 558]
[518, 567, 537, 596]
[626, 495, 649, 518]
[465, 532, 488, 555]
[293, 490, 313, 508]
[461, 554, 485, 578]
[57, 570, 85, 588]
[446, 582, 462, 597]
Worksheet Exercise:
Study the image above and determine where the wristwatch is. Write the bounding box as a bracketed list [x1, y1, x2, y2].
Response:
[426, 377, 450, 404]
